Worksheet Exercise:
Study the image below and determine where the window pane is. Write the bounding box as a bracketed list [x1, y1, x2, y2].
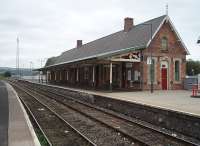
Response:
[175, 61, 180, 81]
[161, 37, 168, 50]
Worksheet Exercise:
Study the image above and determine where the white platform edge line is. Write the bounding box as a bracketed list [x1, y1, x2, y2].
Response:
[5, 82, 41, 146]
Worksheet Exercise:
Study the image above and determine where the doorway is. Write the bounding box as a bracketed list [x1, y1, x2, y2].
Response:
[161, 61, 168, 90]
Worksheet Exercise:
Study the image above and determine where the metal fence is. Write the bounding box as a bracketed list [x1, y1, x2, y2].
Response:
[184, 75, 198, 90]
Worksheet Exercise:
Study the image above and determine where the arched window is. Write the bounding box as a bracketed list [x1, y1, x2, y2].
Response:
[161, 37, 168, 50]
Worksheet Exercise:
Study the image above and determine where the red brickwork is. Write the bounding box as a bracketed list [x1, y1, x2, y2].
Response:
[142, 21, 187, 90]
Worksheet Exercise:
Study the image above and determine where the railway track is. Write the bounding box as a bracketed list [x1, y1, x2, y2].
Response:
[10, 80, 144, 146]
[11, 82, 96, 146]
[9, 79, 200, 146]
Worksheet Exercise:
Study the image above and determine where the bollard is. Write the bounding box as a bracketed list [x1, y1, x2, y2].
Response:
[192, 87, 195, 96]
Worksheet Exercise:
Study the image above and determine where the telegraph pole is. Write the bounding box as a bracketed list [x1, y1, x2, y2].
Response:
[16, 37, 20, 78]
[142, 23, 153, 93]
[30, 61, 33, 81]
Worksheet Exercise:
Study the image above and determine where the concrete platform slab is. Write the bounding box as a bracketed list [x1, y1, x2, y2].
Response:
[95, 90, 200, 116]
[1, 81, 40, 146]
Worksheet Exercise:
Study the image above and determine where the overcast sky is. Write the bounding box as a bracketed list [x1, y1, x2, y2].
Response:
[0, 0, 199, 68]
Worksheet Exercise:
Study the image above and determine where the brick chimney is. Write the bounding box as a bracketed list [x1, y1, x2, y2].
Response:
[76, 40, 82, 48]
[124, 17, 134, 32]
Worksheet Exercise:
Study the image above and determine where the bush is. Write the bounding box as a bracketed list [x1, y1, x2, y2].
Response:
[4, 71, 11, 77]
[186, 59, 200, 75]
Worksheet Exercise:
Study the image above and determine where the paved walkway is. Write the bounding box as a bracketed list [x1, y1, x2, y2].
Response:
[95, 90, 200, 116]
[0, 81, 40, 146]
[0, 81, 8, 146]
[41, 83, 200, 117]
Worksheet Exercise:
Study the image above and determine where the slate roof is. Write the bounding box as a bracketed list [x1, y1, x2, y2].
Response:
[44, 15, 168, 68]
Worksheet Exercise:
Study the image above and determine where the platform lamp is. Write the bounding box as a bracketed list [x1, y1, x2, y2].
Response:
[142, 23, 153, 93]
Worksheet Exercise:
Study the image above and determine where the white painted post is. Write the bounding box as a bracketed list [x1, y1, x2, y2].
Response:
[110, 62, 112, 91]
[92, 66, 95, 83]
[92, 65, 95, 87]
[55, 71, 57, 81]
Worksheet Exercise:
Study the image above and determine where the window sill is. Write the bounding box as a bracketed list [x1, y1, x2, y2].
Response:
[174, 81, 181, 84]
[147, 82, 157, 85]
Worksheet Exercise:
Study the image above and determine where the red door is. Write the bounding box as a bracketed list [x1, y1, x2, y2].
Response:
[161, 68, 167, 90]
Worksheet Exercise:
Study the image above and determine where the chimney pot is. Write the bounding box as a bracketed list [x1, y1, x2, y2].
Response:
[124, 17, 134, 32]
[77, 40, 82, 48]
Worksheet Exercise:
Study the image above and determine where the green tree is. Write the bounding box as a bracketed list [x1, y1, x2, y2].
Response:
[4, 71, 11, 77]
[186, 59, 200, 75]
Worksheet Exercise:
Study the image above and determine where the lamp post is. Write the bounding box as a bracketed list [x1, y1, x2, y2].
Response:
[38, 58, 47, 83]
[30, 61, 34, 82]
[143, 23, 153, 93]
[16, 37, 20, 78]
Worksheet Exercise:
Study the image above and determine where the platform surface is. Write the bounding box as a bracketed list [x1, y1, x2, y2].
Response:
[0, 81, 8, 146]
[0, 81, 40, 146]
[39, 82, 200, 117]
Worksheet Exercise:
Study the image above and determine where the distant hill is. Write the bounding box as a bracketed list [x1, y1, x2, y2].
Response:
[0, 67, 37, 76]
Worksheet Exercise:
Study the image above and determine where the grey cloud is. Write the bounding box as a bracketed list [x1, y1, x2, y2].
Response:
[0, 0, 199, 68]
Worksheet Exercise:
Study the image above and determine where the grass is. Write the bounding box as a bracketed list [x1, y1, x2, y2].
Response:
[0, 75, 5, 80]
[34, 128, 49, 146]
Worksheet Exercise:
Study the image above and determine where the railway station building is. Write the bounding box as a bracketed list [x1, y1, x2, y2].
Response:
[38, 15, 189, 91]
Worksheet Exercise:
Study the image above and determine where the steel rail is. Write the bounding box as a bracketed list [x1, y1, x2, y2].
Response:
[10, 82, 97, 146]
[18, 82, 149, 146]
[14, 85, 53, 146]
[31, 82, 199, 146]
[22, 83, 192, 146]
